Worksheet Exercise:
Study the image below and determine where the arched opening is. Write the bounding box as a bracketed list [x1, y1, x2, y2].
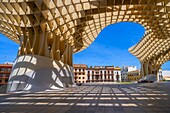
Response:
[73, 22, 145, 69]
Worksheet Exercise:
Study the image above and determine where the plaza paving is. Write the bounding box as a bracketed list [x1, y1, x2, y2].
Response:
[0, 82, 170, 113]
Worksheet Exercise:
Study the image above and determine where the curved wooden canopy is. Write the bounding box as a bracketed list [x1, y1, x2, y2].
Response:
[0, 0, 170, 66]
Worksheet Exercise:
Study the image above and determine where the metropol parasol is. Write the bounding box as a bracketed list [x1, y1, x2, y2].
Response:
[0, 0, 169, 92]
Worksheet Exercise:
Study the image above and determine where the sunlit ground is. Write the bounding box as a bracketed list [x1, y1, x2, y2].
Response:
[0, 82, 170, 113]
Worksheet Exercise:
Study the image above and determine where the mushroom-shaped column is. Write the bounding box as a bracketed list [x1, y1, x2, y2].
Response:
[7, 27, 75, 92]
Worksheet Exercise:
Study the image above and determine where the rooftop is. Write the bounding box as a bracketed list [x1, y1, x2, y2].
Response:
[0, 64, 13, 68]
[73, 64, 87, 68]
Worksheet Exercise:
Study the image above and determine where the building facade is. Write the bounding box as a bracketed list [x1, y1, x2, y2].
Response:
[158, 69, 170, 81]
[0, 64, 12, 86]
[73, 64, 87, 83]
[73, 65, 121, 83]
[87, 66, 121, 82]
[127, 70, 141, 81]
[121, 66, 138, 81]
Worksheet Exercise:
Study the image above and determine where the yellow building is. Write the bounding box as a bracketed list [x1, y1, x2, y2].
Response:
[127, 70, 142, 81]
[73, 64, 87, 83]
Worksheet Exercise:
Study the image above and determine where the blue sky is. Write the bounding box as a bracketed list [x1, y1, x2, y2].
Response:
[74, 22, 144, 68]
[0, 22, 170, 70]
[0, 34, 19, 63]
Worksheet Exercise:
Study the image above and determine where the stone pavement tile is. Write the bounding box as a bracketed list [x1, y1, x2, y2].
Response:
[1, 83, 170, 113]
[116, 112, 128, 113]
[157, 112, 168, 113]
[65, 106, 87, 113]
[146, 112, 157, 113]
[85, 111, 95, 113]
[94, 106, 105, 113]
[163, 109, 170, 113]
[85, 106, 97, 113]
[123, 108, 145, 113]
[49, 106, 72, 113]
[104, 107, 116, 113]
[151, 108, 164, 112]
[113, 107, 124, 111]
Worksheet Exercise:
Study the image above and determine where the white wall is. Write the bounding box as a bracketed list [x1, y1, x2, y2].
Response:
[127, 66, 137, 72]
[162, 70, 170, 76]
[114, 70, 121, 82]
[122, 66, 137, 72]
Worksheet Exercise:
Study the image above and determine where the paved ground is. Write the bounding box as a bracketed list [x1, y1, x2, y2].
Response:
[0, 82, 170, 113]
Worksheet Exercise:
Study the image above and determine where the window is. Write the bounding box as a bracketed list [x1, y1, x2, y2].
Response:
[5, 79, 8, 82]
[6, 74, 10, 77]
[83, 77, 85, 79]
[88, 76, 90, 80]
[79, 69, 81, 72]
[88, 71, 90, 74]
[79, 77, 81, 79]
[8, 68, 11, 72]
[0, 68, 5, 72]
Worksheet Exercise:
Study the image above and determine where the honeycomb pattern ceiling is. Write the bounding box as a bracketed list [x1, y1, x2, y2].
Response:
[0, 0, 170, 66]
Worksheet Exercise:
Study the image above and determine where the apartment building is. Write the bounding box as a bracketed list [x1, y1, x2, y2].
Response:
[86, 66, 121, 82]
[73, 64, 87, 83]
[127, 70, 141, 81]
[0, 64, 12, 86]
[121, 66, 138, 81]
[73, 64, 121, 83]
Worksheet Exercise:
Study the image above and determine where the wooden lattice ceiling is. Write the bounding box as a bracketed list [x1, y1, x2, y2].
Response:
[0, 0, 170, 66]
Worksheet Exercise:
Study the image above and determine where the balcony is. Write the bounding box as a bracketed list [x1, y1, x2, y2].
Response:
[0, 76, 9, 79]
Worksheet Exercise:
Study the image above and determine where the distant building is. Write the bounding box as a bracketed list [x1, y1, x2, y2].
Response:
[0, 64, 13, 86]
[122, 66, 137, 72]
[121, 66, 138, 81]
[73, 64, 121, 83]
[157, 68, 163, 81]
[73, 64, 87, 83]
[86, 66, 121, 82]
[161, 70, 170, 80]
[127, 70, 141, 81]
